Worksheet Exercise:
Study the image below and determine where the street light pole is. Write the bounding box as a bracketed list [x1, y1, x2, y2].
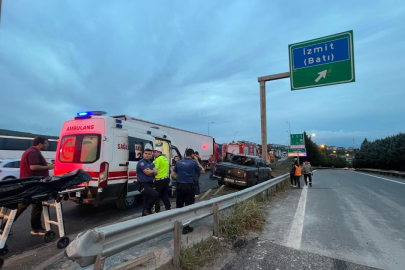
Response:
[0, 0, 3, 33]
[286, 121, 291, 145]
[234, 132, 238, 141]
[208, 122, 214, 136]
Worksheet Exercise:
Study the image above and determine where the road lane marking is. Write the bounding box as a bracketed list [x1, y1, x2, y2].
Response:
[353, 172, 405, 185]
[286, 185, 308, 249]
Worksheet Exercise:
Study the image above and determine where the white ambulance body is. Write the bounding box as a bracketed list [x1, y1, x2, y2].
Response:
[54, 111, 181, 209]
[112, 115, 216, 166]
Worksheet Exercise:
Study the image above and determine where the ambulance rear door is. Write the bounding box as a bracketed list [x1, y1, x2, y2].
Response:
[109, 128, 129, 200]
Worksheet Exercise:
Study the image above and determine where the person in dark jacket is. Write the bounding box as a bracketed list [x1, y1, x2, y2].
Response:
[289, 161, 296, 187]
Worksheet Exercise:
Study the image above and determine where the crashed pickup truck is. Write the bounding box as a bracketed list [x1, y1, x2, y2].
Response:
[212, 154, 273, 187]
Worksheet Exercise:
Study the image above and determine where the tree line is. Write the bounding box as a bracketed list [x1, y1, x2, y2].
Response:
[353, 133, 405, 171]
[301, 132, 347, 168]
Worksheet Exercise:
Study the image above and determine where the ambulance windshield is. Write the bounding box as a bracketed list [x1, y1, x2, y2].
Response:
[59, 134, 101, 163]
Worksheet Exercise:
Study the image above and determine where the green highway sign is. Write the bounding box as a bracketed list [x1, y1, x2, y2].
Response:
[290, 134, 305, 148]
[288, 148, 307, 157]
[289, 30, 355, 90]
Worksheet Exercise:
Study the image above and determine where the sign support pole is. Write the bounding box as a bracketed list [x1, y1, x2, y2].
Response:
[258, 72, 290, 160]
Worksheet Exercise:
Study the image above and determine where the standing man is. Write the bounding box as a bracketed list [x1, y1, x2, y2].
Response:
[289, 161, 296, 187]
[137, 148, 159, 216]
[15, 137, 54, 235]
[208, 154, 217, 179]
[302, 160, 313, 187]
[294, 161, 302, 188]
[153, 147, 171, 213]
[171, 148, 205, 234]
[193, 151, 203, 195]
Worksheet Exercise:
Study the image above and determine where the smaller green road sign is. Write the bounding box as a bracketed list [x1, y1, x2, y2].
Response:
[288, 148, 307, 157]
[289, 30, 355, 90]
[290, 134, 305, 148]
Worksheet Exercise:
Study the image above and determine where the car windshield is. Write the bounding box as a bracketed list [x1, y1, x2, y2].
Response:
[230, 156, 255, 166]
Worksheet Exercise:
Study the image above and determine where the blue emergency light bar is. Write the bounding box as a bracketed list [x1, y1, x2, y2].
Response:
[76, 111, 107, 117]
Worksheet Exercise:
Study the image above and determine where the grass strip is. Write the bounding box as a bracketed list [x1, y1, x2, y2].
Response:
[220, 198, 265, 239]
[179, 237, 221, 270]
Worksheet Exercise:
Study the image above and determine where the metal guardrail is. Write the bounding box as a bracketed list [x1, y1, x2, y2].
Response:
[66, 173, 290, 269]
[355, 168, 405, 177]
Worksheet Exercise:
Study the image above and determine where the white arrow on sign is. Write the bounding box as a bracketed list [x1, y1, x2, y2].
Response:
[315, 70, 327, 82]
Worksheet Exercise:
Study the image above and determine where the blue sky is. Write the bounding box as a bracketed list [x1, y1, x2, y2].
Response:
[0, 1, 404, 148]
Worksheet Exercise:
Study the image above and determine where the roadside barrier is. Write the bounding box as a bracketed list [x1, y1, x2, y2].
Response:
[355, 168, 405, 178]
[66, 173, 290, 269]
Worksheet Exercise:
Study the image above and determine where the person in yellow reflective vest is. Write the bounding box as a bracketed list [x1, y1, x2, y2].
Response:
[153, 147, 171, 212]
[294, 162, 302, 188]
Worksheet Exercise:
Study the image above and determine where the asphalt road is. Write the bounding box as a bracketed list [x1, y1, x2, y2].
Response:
[3, 172, 218, 258]
[230, 169, 405, 270]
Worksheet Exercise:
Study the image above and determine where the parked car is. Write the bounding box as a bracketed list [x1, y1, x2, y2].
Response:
[0, 159, 21, 180]
[0, 159, 54, 181]
[212, 154, 273, 187]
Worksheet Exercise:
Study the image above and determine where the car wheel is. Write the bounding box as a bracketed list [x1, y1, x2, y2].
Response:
[116, 189, 138, 210]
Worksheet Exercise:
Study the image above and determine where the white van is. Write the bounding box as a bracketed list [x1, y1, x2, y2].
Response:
[54, 111, 181, 209]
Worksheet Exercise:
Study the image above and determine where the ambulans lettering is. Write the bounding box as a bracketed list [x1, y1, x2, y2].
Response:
[66, 125, 95, 131]
[118, 143, 129, 150]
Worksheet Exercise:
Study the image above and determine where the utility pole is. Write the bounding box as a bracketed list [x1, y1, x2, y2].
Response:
[0, 0, 3, 33]
[208, 122, 214, 136]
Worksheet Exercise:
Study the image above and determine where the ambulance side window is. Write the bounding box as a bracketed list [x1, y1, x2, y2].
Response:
[128, 137, 153, 162]
[155, 139, 170, 159]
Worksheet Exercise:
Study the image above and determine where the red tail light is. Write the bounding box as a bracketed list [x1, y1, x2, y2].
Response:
[0, 170, 2, 173]
[243, 170, 247, 180]
[99, 162, 109, 187]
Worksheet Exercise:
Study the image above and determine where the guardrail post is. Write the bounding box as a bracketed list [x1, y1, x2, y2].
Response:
[93, 254, 105, 270]
[261, 191, 266, 201]
[173, 220, 182, 269]
[213, 185, 225, 196]
[213, 203, 220, 237]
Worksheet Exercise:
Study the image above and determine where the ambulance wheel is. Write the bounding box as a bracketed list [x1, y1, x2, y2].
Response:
[0, 245, 8, 256]
[0, 258, 4, 268]
[56, 237, 70, 249]
[43, 231, 56, 243]
[116, 191, 137, 210]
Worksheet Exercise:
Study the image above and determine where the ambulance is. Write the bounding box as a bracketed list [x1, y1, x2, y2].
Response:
[54, 111, 182, 209]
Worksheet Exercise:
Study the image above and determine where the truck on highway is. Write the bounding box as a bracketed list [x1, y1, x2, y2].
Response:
[113, 115, 220, 167]
[221, 141, 260, 160]
[213, 154, 272, 187]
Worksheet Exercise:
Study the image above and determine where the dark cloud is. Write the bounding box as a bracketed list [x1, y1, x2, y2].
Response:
[0, 1, 404, 147]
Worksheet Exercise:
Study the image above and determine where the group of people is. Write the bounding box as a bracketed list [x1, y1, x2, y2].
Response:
[289, 160, 313, 188]
[6, 138, 207, 236]
[136, 147, 205, 234]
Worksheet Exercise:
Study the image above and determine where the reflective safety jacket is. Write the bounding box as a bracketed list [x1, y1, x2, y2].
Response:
[294, 165, 301, 176]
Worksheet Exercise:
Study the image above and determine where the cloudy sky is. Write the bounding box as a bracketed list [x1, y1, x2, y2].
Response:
[0, 1, 404, 148]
